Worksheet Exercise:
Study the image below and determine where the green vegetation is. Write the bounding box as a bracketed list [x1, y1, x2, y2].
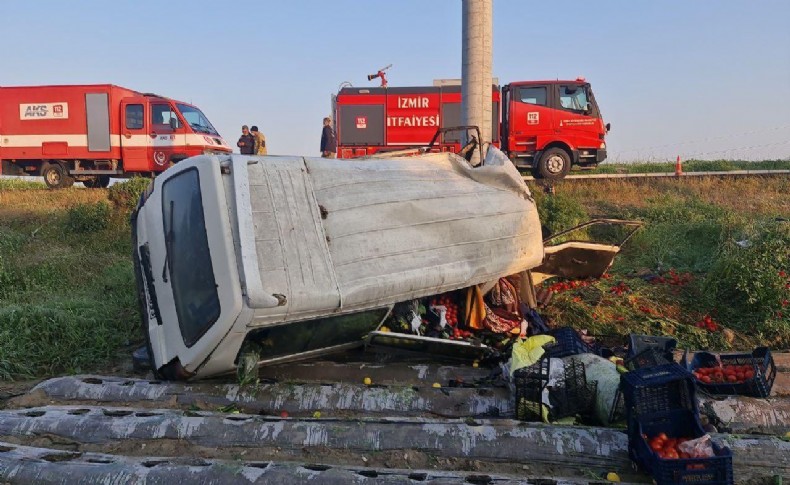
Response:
[0, 179, 46, 191]
[0, 180, 142, 380]
[107, 177, 151, 212]
[583, 158, 790, 175]
[528, 175, 790, 351]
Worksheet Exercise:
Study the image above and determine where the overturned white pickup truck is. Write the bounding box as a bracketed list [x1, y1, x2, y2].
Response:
[132, 147, 546, 379]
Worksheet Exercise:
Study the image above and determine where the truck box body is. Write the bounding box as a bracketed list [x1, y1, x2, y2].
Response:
[335, 85, 500, 158]
[132, 149, 543, 379]
[0, 84, 230, 187]
[334, 79, 608, 179]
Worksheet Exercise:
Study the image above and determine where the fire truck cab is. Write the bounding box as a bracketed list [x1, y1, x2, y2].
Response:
[0, 84, 231, 188]
[502, 79, 608, 179]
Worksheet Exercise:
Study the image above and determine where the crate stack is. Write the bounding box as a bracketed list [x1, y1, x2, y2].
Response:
[621, 364, 733, 485]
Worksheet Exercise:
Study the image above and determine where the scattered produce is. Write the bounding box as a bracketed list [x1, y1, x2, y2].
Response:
[363, 377, 372, 386]
[609, 282, 630, 296]
[605, 472, 620, 482]
[695, 314, 720, 332]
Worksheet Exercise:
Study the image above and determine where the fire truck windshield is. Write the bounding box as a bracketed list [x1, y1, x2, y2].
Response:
[176, 104, 219, 136]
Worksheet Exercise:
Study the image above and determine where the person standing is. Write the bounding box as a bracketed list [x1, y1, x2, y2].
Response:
[237, 125, 255, 155]
[251, 126, 267, 155]
[320, 117, 336, 158]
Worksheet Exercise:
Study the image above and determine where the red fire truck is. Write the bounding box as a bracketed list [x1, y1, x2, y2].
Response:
[334, 79, 609, 179]
[0, 84, 231, 188]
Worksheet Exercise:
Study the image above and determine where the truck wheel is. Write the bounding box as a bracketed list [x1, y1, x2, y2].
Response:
[41, 163, 75, 189]
[84, 176, 110, 188]
[535, 148, 571, 180]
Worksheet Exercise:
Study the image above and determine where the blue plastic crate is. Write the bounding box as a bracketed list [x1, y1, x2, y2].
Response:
[630, 409, 733, 485]
[542, 327, 596, 358]
[621, 363, 697, 424]
[684, 347, 776, 398]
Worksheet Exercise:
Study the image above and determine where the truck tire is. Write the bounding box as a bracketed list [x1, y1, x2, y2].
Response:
[83, 176, 110, 188]
[535, 148, 571, 180]
[41, 163, 75, 189]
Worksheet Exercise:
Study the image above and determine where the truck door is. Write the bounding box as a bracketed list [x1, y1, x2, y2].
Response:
[552, 84, 600, 146]
[120, 98, 150, 172]
[149, 102, 188, 172]
[506, 84, 553, 158]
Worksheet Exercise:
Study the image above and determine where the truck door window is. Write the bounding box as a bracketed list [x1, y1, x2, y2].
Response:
[152, 103, 181, 130]
[161, 168, 220, 347]
[516, 86, 547, 106]
[125, 104, 144, 130]
[559, 85, 589, 113]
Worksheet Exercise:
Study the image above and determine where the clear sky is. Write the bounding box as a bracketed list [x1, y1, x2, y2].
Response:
[2, 0, 789, 162]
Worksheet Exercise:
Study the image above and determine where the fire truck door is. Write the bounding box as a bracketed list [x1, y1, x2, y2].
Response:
[149, 102, 187, 172]
[120, 99, 150, 172]
[508, 85, 553, 156]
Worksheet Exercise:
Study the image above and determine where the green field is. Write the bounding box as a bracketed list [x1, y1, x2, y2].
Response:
[582, 158, 790, 174]
[0, 172, 788, 380]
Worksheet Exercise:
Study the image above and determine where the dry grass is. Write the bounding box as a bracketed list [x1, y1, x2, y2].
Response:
[529, 175, 790, 219]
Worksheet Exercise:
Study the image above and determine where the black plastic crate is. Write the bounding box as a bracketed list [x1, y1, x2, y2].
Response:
[609, 386, 625, 424]
[630, 409, 733, 485]
[627, 334, 677, 360]
[542, 327, 596, 358]
[684, 347, 776, 398]
[514, 357, 550, 421]
[549, 358, 597, 421]
[625, 347, 674, 371]
[621, 363, 697, 424]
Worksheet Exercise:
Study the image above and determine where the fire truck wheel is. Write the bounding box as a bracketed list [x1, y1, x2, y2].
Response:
[535, 148, 571, 180]
[83, 176, 110, 188]
[41, 163, 75, 189]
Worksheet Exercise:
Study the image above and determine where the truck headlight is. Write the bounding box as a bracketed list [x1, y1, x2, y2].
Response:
[600, 143, 606, 149]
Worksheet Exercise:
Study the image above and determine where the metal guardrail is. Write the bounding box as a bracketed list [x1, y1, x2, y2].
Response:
[523, 169, 790, 181]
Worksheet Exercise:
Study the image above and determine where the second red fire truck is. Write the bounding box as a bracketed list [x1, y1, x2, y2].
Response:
[333, 78, 609, 179]
[0, 84, 231, 188]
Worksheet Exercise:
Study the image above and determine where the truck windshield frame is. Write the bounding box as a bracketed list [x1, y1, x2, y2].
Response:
[176, 103, 220, 136]
[161, 167, 221, 347]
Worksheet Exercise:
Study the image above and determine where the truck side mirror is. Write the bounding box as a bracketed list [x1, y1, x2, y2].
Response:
[605, 123, 611, 133]
[169, 117, 178, 130]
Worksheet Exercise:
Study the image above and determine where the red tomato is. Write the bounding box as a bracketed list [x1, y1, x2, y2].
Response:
[727, 375, 738, 382]
[700, 376, 712, 384]
[650, 441, 663, 452]
[736, 372, 745, 381]
[745, 370, 755, 380]
[657, 432, 668, 442]
[665, 449, 679, 460]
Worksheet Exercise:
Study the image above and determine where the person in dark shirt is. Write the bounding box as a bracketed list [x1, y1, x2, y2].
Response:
[320, 117, 336, 158]
[237, 125, 255, 155]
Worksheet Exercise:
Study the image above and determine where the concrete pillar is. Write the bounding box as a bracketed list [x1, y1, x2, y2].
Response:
[461, 0, 493, 164]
